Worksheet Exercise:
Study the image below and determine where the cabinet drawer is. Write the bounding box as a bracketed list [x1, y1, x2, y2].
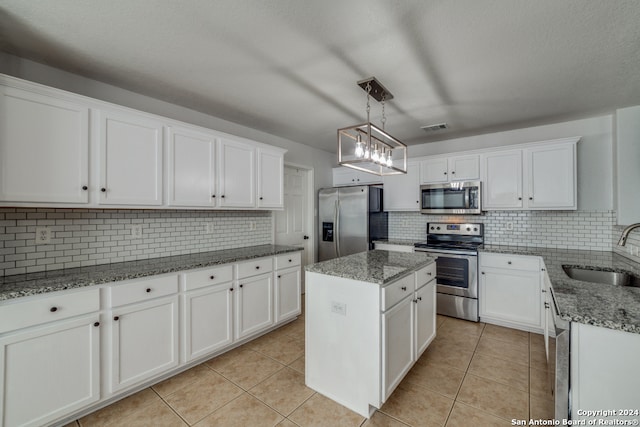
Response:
[275, 252, 301, 270]
[415, 262, 437, 289]
[480, 253, 540, 271]
[0, 288, 100, 334]
[183, 265, 233, 291]
[237, 257, 273, 279]
[381, 274, 414, 311]
[110, 275, 178, 307]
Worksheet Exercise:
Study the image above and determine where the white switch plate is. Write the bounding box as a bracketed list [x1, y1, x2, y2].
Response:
[131, 224, 143, 239]
[205, 223, 214, 233]
[331, 301, 347, 316]
[249, 221, 256, 231]
[35, 226, 51, 244]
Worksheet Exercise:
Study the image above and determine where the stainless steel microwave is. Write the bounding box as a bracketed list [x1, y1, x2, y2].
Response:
[420, 181, 481, 214]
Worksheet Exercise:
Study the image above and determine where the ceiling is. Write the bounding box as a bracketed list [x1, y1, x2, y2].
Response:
[1, 1, 639, 153]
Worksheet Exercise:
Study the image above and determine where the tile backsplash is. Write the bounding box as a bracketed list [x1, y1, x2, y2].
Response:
[0, 208, 272, 276]
[612, 224, 640, 264]
[390, 210, 615, 250]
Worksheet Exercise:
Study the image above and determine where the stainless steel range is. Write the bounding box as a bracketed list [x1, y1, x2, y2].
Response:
[414, 222, 483, 322]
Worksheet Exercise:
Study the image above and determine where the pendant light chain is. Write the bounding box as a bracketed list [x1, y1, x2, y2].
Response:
[365, 82, 371, 124]
[381, 94, 386, 131]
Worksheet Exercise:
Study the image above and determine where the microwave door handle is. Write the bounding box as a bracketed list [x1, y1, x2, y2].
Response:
[464, 188, 470, 208]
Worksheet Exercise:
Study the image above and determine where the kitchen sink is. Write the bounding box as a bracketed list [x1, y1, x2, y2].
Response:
[562, 265, 640, 287]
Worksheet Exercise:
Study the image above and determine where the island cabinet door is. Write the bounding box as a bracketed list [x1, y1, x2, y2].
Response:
[0, 314, 100, 427]
[381, 295, 414, 401]
[414, 281, 436, 359]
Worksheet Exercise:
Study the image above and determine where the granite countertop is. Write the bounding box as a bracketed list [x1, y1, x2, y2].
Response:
[373, 239, 419, 247]
[305, 250, 436, 286]
[481, 244, 640, 334]
[0, 244, 302, 302]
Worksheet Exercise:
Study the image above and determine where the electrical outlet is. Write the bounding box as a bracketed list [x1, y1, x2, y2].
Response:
[205, 223, 215, 233]
[249, 221, 256, 231]
[331, 301, 347, 316]
[506, 222, 514, 231]
[131, 224, 143, 239]
[35, 226, 52, 244]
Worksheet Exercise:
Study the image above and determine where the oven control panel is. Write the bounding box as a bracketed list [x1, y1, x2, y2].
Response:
[427, 223, 483, 236]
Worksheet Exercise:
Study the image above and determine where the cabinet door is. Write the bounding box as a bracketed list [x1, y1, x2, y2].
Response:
[382, 162, 421, 211]
[420, 157, 448, 183]
[110, 296, 179, 392]
[526, 143, 576, 209]
[257, 149, 284, 209]
[0, 86, 89, 204]
[235, 273, 273, 339]
[479, 268, 542, 329]
[0, 315, 100, 427]
[275, 268, 301, 323]
[167, 126, 217, 207]
[332, 167, 356, 186]
[99, 110, 164, 206]
[415, 282, 436, 359]
[219, 138, 255, 208]
[182, 284, 233, 362]
[382, 296, 414, 401]
[481, 149, 523, 209]
[448, 154, 479, 181]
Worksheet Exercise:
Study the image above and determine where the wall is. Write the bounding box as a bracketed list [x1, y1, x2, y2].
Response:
[390, 210, 615, 251]
[0, 208, 271, 276]
[408, 115, 614, 211]
[615, 106, 640, 225]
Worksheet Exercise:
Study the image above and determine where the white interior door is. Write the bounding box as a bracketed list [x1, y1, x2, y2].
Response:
[275, 165, 312, 291]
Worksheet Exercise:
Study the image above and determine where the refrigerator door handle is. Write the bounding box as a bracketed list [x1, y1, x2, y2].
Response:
[335, 199, 340, 257]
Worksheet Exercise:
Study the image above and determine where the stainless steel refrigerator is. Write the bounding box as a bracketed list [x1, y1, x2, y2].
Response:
[318, 186, 388, 261]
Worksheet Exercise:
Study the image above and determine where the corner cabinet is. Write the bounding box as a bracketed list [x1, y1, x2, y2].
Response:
[97, 109, 164, 206]
[479, 252, 543, 332]
[382, 162, 421, 211]
[482, 138, 578, 210]
[0, 85, 90, 204]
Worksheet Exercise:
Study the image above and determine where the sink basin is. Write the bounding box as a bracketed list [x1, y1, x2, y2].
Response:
[562, 265, 640, 288]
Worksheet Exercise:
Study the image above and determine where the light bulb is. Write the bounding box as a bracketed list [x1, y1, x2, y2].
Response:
[364, 146, 370, 159]
[355, 141, 364, 158]
[371, 146, 380, 162]
[386, 152, 393, 167]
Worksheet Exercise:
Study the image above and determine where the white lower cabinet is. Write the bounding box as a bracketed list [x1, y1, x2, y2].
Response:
[235, 273, 274, 339]
[415, 281, 436, 358]
[182, 284, 234, 362]
[109, 295, 180, 393]
[0, 314, 100, 427]
[382, 296, 414, 400]
[0, 251, 302, 425]
[479, 252, 543, 332]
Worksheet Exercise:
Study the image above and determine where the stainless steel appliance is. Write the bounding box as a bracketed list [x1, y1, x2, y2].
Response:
[414, 222, 483, 321]
[550, 286, 571, 421]
[318, 186, 388, 262]
[420, 181, 481, 214]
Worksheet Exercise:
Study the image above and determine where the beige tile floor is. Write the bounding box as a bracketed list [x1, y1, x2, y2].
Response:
[66, 310, 555, 427]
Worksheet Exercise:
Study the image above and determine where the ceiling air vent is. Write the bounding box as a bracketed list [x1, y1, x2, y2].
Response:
[421, 123, 448, 132]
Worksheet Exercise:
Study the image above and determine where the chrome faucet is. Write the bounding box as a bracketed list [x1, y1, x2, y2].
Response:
[617, 223, 640, 246]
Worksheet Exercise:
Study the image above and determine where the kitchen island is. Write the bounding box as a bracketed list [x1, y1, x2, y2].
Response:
[304, 250, 437, 418]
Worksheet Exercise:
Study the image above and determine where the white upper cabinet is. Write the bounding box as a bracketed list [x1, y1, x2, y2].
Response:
[0, 86, 89, 204]
[382, 162, 421, 211]
[525, 143, 576, 209]
[218, 137, 256, 208]
[482, 138, 578, 210]
[481, 149, 524, 209]
[167, 126, 217, 207]
[332, 167, 383, 186]
[98, 109, 164, 206]
[420, 154, 479, 184]
[257, 148, 284, 209]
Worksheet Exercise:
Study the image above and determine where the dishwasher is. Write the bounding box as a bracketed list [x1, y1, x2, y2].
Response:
[550, 286, 570, 421]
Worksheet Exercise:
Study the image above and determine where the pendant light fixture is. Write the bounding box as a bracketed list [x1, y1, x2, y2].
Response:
[337, 77, 407, 176]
